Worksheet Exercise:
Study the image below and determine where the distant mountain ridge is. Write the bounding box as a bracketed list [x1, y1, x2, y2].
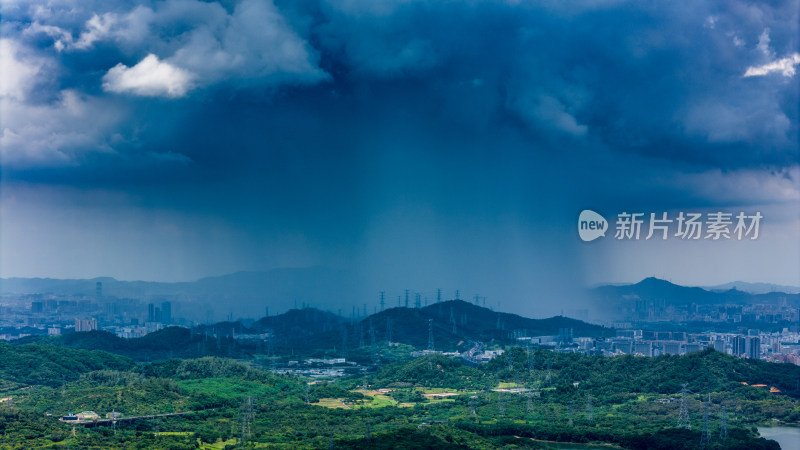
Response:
[705, 281, 800, 295]
[593, 277, 800, 309]
[0, 267, 351, 296]
[0, 267, 358, 319]
[16, 300, 612, 360]
[233, 299, 612, 353]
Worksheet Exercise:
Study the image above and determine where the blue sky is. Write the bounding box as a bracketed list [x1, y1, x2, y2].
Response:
[1, 0, 798, 314]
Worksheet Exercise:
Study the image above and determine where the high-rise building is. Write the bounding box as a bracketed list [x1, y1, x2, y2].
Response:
[96, 281, 102, 299]
[161, 301, 172, 324]
[747, 337, 761, 360]
[75, 318, 97, 332]
[634, 342, 653, 357]
[733, 336, 747, 356]
[148, 303, 155, 322]
[662, 341, 682, 355]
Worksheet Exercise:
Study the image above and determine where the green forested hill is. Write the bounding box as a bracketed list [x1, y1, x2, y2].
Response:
[0, 343, 796, 449]
[370, 347, 800, 401]
[0, 342, 133, 387]
[12, 302, 613, 362]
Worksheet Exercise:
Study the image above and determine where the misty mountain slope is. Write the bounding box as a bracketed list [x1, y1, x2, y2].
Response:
[592, 277, 800, 309]
[356, 300, 613, 351]
[707, 281, 800, 295]
[13, 327, 230, 361]
[0, 267, 360, 318]
[33, 303, 612, 359]
[250, 307, 347, 333]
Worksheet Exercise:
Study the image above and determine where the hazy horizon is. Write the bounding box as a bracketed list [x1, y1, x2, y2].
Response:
[3, 267, 800, 290]
[1, 1, 798, 317]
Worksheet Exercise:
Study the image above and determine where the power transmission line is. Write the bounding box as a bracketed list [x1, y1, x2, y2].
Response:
[385, 318, 393, 343]
[568, 401, 574, 427]
[677, 384, 691, 429]
[586, 395, 594, 423]
[699, 394, 711, 447]
[498, 390, 505, 416]
[526, 392, 534, 414]
[545, 358, 552, 386]
[239, 396, 255, 448]
[341, 327, 348, 358]
[427, 319, 434, 351]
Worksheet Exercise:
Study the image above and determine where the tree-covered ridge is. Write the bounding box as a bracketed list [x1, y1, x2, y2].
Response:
[14, 327, 247, 361]
[0, 342, 133, 387]
[370, 348, 800, 399]
[0, 344, 796, 449]
[12, 301, 613, 362]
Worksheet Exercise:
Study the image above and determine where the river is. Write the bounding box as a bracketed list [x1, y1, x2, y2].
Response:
[758, 426, 800, 450]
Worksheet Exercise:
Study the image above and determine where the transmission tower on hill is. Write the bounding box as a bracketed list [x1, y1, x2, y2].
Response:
[369, 318, 376, 348]
[498, 390, 505, 416]
[527, 345, 535, 374]
[586, 395, 594, 423]
[545, 358, 552, 385]
[699, 394, 711, 447]
[341, 327, 348, 358]
[385, 318, 393, 343]
[719, 405, 728, 440]
[568, 400, 574, 426]
[526, 392, 534, 414]
[677, 384, 691, 429]
[427, 319, 435, 351]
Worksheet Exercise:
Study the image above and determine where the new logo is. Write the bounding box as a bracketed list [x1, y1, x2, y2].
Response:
[578, 210, 607, 241]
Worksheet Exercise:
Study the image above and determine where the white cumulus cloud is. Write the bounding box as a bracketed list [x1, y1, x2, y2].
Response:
[744, 53, 800, 77]
[102, 54, 195, 98]
[0, 39, 42, 101]
[1, 89, 123, 167]
[73, 12, 119, 50]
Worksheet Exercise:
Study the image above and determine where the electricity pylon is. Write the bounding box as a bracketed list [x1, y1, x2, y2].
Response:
[677, 384, 691, 429]
[699, 394, 711, 447]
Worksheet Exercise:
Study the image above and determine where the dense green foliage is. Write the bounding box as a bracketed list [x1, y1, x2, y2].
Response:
[17, 301, 614, 362]
[0, 342, 133, 387]
[38, 328, 246, 361]
[0, 343, 797, 449]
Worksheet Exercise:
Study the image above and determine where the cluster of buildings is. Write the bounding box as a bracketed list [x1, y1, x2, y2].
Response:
[515, 327, 800, 364]
[0, 283, 182, 340]
[615, 300, 799, 326]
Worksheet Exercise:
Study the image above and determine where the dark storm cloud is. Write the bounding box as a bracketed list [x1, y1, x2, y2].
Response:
[1, 1, 798, 306]
[3, 0, 796, 174]
[298, 0, 798, 168]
